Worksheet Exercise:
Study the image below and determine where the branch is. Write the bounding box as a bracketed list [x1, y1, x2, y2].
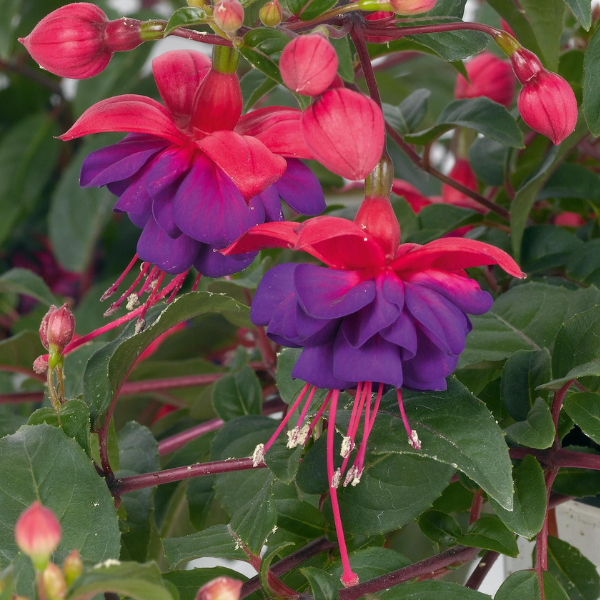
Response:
[465, 551, 499, 590]
[362, 21, 500, 39]
[553, 449, 600, 470]
[350, 18, 382, 108]
[551, 380, 574, 444]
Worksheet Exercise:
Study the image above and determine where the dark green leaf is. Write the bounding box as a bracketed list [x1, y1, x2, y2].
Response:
[212, 365, 262, 421]
[564, 393, 600, 445]
[327, 547, 411, 584]
[540, 360, 600, 391]
[331, 36, 354, 82]
[260, 542, 294, 596]
[412, 204, 481, 244]
[0, 0, 21, 57]
[418, 510, 461, 546]
[405, 98, 523, 147]
[0, 269, 56, 306]
[584, 27, 600, 135]
[276, 348, 328, 406]
[164, 7, 209, 35]
[567, 240, 600, 288]
[241, 70, 278, 111]
[276, 499, 326, 538]
[539, 163, 600, 203]
[505, 397, 556, 449]
[383, 89, 431, 135]
[163, 568, 245, 600]
[496, 570, 570, 600]
[380, 580, 491, 599]
[301, 567, 337, 600]
[521, 227, 583, 274]
[565, 0, 592, 30]
[457, 516, 519, 557]
[162, 524, 247, 568]
[264, 438, 302, 484]
[489, 455, 547, 538]
[469, 137, 508, 187]
[553, 465, 600, 498]
[0, 330, 44, 376]
[239, 29, 288, 84]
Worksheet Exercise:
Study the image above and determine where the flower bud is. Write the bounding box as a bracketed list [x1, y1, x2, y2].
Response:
[63, 550, 83, 586]
[43, 563, 67, 600]
[19, 3, 144, 79]
[191, 69, 242, 134]
[259, 0, 282, 26]
[33, 355, 49, 375]
[15, 502, 61, 570]
[455, 52, 515, 108]
[196, 577, 243, 600]
[389, 0, 436, 13]
[46, 304, 75, 355]
[510, 49, 578, 145]
[214, 0, 244, 33]
[442, 159, 483, 212]
[301, 88, 385, 180]
[39, 305, 57, 351]
[280, 34, 338, 96]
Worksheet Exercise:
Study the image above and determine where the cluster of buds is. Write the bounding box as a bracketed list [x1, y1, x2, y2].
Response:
[39, 304, 75, 369]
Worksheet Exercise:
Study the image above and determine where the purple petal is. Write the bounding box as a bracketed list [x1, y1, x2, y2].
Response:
[81, 134, 169, 188]
[173, 155, 262, 247]
[380, 310, 417, 359]
[292, 341, 354, 390]
[251, 263, 297, 326]
[275, 159, 325, 216]
[194, 244, 257, 278]
[340, 275, 400, 347]
[128, 212, 149, 229]
[255, 185, 284, 223]
[137, 217, 201, 274]
[113, 161, 155, 217]
[383, 272, 405, 311]
[402, 373, 449, 392]
[293, 264, 376, 319]
[402, 330, 458, 387]
[295, 305, 338, 346]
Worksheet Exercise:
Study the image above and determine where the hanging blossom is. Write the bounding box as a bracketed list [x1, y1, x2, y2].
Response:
[59, 48, 325, 320]
[223, 181, 524, 587]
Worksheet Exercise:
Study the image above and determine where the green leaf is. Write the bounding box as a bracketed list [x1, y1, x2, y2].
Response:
[241, 70, 278, 111]
[405, 98, 523, 147]
[540, 360, 600, 391]
[418, 510, 461, 546]
[553, 465, 600, 498]
[239, 29, 288, 84]
[383, 89, 431, 135]
[230, 474, 277, 555]
[496, 570, 570, 600]
[564, 393, 600, 445]
[547, 536, 600, 600]
[327, 547, 410, 586]
[117, 422, 159, 562]
[301, 567, 337, 600]
[0, 425, 120, 597]
[212, 365, 262, 421]
[0, 269, 56, 306]
[521, 226, 583, 274]
[469, 137, 508, 187]
[501, 349, 552, 421]
[457, 516, 519, 557]
[66, 561, 172, 600]
[584, 27, 600, 135]
[164, 7, 209, 35]
[276, 348, 329, 406]
[564, 0, 592, 30]
[260, 542, 294, 596]
[0, 0, 21, 57]
[0, 330, 44, 376]
[380, 580, 491, 599]
[162, 524, 247, 568]
[505, 398, 556, 449]
[331, 36, 354, 83]
[264, 438, 302, 484]
[489, 455, 547, 538]
[369, 378, 514, 510]
[163, 568, 245, 600]
[412, 204, 481, 244]
[510, 117, 588, 260]
[83, 292, 248, 427]
[276, 499, 326, 539]
[287, 0, 336, 20]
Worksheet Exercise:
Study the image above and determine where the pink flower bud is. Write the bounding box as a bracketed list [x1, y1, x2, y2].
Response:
[191, 69, 242, 134]
[509, 49, 578, 145]
[19, 3, 143, 79]
[455, 52, 515, 108]
[442, 159, 484, 212]
[389, 0, 436, 15]
[214, 0, 244, 32]
[40, 304, 57, 350]
[260, 0, 282, 27]
[46, 303, 75, 353]
[15, 502, 61, 570]
[355, 197, 400, 259]
[63, 550, 83, 586]
[43, 563, 67, 600]
[280, 34, 338, 96]
[33, 355, 49, 375]
[301, 88, 385, 180]
[195, 577, 243, 600]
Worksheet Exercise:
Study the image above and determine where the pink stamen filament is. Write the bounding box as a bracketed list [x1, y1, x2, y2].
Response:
[340, 382, 369, 475]
[192, 272, 202, 291]
[294, 386, 317, 430]
[104, 262, 151, 316]
[137, 271, 166, 324]
[397, 388, 421, 449]
[327, 390, 359, 588]
[352, 382, 383, 477]
[101, 253, 138, 301]
[343, 382, 364, 449]
[350, 381, 372, 475]
[138, 265, 160, 296]
[307, 390, 333, 438]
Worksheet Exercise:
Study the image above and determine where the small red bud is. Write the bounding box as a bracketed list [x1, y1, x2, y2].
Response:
[280, 34, 338, 96]
[213, 0, 244, 32]
[510, 49, 578, 145]
[18, 3, 143, 79]
[33, 355, 49, 375]
[62, 550, 83, 586]
[455, 52, 515, 108]
[47, 304, 75, 354]
[43, 563, 67, 600]
[15, 502, 61, 570]
[195, 577, 243, 600]
[40, 305, 57, 351]
[388, 0, 436, 15]
[259, 0, 282, 26]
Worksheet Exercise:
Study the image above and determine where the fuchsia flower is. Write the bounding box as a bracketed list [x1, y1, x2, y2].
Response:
[58, 49, 324, 316]
[224, 195, 523, 586]
[19, 3, 145, 79]
[455, 52, 516, 108]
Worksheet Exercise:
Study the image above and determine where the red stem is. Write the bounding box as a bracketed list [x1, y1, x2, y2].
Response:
[552, 380, 574, 444]
[536, 469, 559, 600]
[0, 391, 45, 404]
[469, 489, 483, 525]
[553, 449, 600, 470]
[362, 21, 500, 39]
[465, 551, 499, 590]
[350, 19, 382, 109]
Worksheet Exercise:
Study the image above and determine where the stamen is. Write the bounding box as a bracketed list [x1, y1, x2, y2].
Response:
[126, 293, 139, 311]
[326, 390, 359, 588]
[340, 383, 369, 475]
[103, 262, 151, 316]
[192, 272, 202, 291]
[331, 468, 342, 489]
[397, 388, 421, 450]
[100, 254, 138, 301]
[252, 443, 265, 466]
[294, 386, 317, 431]
[307, 390, 333, 438]
[286, 426, 301, 448]
[351, 382, 382, 478]
[340, 436, 352, 458]
[135, 271, 166, 331]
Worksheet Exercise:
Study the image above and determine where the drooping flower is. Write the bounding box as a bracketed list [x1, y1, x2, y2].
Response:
[454, 52, 516, 108]
[224, 192, 524, 586]
[59, 49, 325, 319]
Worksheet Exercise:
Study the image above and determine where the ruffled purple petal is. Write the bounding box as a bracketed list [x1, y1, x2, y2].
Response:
[137, 217, 201, 274]
[173, 155, 262, 247]
[255, 185, 284, 223]
[194, 244, 257, 278]
[333, 332, 403, 388]
[380, 310, 417, 359]
[81, 134, 169, 188]
[292, 341, 354, 390]
[294, 264, 376, 319]
[251, 263, 297, 326]
[274, 159, 325, 216]
[402, 330, 458, 387]
[112, 159, 156, 217]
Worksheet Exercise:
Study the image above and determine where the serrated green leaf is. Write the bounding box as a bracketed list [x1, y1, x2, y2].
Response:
[505, 397, 556, 449]
[457, 516, 519, 557]
[164, 7, 209, 35]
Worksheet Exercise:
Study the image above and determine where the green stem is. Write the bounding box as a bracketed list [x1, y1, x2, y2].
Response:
[212, 45, 240, 73]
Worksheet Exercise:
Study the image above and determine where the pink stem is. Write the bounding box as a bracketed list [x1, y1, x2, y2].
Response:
[353, 382, 384, 476]
[307, 390, 333, 437]
[552, 380, 574, 444]
[536, 469, 559, 600]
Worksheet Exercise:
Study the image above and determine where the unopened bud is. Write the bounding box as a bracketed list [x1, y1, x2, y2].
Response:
[259, 0, 282, 26]
[19, 4, 145, 79]
[43, 563, 67, 600]
[46, 303, 75, 360]
[195, 576, 243, 600]
[359, 0, 435, 14]
[39, 305, 57, 351]
[214, 0, 244, 33]
[280, 34, 338, 96]
[188, 0, 209, 6]
[33, 355, 49, 375]
[62, 550, 83, 586]
[15, 502, 61, 571]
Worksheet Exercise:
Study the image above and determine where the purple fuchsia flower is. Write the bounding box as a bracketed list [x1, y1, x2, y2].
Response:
[224, 195, 524, 587]
[58, 49, 325, 319]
